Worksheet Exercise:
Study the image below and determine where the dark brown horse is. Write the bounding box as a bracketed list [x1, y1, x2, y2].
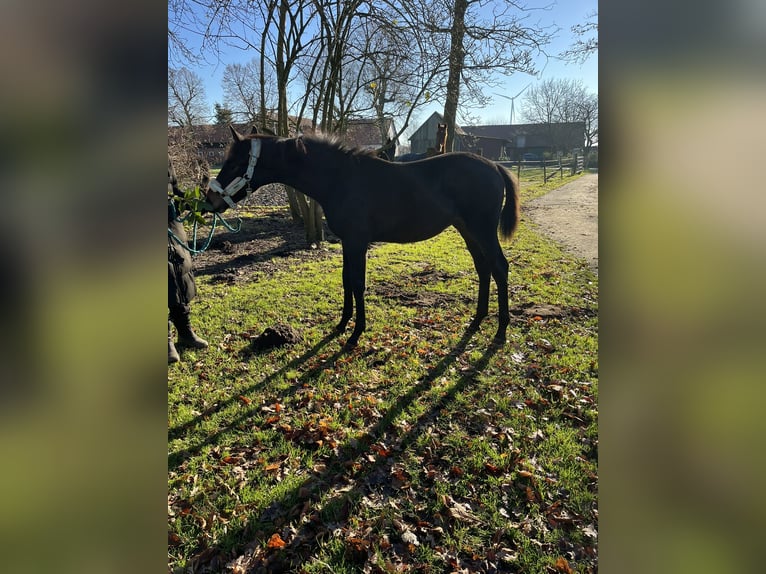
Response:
[206, 127, 520, 346]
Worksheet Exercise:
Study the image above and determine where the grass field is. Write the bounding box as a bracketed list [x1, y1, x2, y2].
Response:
[168, 172, 597, 572]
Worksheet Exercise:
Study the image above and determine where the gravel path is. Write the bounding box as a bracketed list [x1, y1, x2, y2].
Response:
[523, 173, 598, 273]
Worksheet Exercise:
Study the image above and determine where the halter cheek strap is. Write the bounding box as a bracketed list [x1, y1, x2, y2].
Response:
[208, 138, 262, 208]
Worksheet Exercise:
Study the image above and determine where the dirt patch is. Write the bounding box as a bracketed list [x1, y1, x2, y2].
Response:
[190, 208, 339, 284]
[523, 173, 598, 273]
[246, 323, 303, 352]
[367, 267, 472, 309]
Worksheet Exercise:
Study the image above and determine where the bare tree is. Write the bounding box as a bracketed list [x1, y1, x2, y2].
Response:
[521, 78, 597, 154]
[168, 67, 210, 127]
[168, 66, 212, 189]
[429, 0, 554, 151]
[168, 0, 205, 67]
[222, 59, 278, 124]
[578, 91, 598, 159]
[560, 10, 597, 64]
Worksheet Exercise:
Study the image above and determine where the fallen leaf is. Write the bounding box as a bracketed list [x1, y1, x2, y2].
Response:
[266, 533, 286, 549]
[536, 338, 555, 352]
[496, 547, 518, 562]
[238, 395, 251, 405]
[345, 536, 370, 556]
[528, 429, 545, 442]
[552, 557, 573, 573]
[448, 500, 480, 524]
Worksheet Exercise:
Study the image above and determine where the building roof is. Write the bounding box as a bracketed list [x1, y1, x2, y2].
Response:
[341, 118, 396, 149]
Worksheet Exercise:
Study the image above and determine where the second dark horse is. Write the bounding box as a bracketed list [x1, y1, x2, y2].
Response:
[206, 127, 520, 347]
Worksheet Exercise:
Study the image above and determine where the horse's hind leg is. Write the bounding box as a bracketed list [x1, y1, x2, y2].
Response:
[340, 242, 368, 347]
[460, 233, 492, 330]
[488, 243, 510, 343]
[337, 249, 354, 333]
[466, 226, 510, 343]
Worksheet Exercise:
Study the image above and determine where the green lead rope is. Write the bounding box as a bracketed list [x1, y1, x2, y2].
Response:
[168, 202, 242, 255]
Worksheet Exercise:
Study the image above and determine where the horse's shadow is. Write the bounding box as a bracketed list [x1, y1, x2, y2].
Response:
[179, 327, 502, 570]
[168, 331, 341, 459]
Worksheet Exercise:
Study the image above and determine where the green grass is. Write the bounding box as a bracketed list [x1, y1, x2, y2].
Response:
[168, 172, 597, 572]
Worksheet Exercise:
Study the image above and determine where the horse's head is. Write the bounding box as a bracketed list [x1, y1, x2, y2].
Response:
[204, 125, 263, 212]
[205, 125, 307, 212]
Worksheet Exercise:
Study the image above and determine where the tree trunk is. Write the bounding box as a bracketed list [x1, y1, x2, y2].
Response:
[275, 0, 304, 224]
[305, 199, 324, 245]
[285, 187, 304, 225]
[442, 0, 468, 152]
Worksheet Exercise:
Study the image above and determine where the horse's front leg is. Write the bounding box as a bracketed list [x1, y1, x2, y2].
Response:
[341, 242, 368, 347]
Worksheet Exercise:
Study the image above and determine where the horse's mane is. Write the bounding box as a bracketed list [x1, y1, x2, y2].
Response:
[300, 133, 380, 159]
[241, 131, 380, 160]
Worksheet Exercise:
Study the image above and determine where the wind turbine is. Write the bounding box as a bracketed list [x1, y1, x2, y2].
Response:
[494, 83, 531, 125]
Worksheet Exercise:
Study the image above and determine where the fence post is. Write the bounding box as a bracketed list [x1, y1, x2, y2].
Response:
[542, 159, 546, 182]
[559, 156, 563, 179]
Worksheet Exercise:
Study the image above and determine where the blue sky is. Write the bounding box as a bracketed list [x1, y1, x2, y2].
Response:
[171, 1, 597, 130]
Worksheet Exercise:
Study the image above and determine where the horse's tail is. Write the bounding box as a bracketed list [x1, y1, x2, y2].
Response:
[498, 165, 520, 240]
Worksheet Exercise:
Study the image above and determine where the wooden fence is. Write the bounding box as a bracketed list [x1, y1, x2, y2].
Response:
[497, 153, 585, 181]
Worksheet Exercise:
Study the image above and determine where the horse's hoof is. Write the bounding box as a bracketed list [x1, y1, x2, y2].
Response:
[491, 333, 506, 346]
[335, 322, 348, 333]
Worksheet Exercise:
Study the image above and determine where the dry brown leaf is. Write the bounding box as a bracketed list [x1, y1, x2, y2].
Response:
[266, 533, 286, 549]
[448, 500, 480, 524]
[552, 557, 574, 573]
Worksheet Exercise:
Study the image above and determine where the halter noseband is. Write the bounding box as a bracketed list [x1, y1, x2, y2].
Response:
[208, 138, 262, 208]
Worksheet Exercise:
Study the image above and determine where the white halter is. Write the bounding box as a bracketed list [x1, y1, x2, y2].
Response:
[208, 139, 262, 208]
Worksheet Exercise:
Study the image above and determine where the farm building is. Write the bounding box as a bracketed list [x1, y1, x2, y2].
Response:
[408, 112, 585, 160]
[340, 117, 399, 156]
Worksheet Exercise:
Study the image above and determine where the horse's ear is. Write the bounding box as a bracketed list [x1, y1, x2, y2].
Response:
[249, 125, 259, 135]
[295, 136, 307, 155]
[229, 125, 244, 142]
